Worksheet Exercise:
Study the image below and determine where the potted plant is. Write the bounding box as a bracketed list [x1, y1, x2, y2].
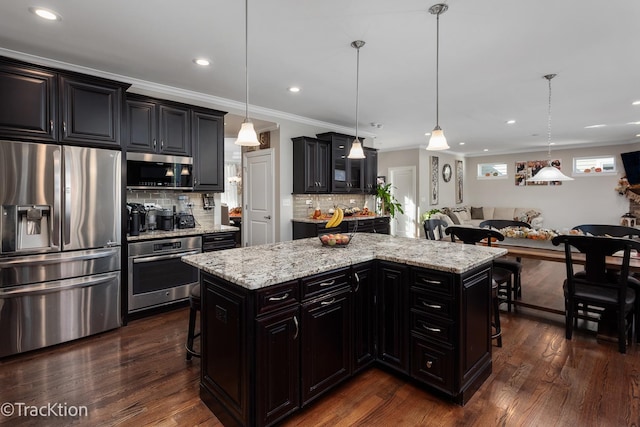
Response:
[420, 208, 441, 223]
[376, 183, 404, 218]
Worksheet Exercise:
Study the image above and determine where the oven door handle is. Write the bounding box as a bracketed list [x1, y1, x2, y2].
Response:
[132, 250, 201, 264]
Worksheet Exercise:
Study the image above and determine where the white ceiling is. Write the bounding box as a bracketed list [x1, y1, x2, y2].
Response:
[1, 0, 639, 156]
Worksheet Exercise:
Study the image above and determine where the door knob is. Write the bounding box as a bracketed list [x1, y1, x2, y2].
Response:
[264, 215, 271, 219]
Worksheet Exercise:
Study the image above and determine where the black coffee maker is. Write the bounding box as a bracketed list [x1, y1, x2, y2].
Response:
[127, 203, 147, 234]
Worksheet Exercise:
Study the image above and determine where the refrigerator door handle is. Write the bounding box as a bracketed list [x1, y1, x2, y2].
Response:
[0, 247, 119, 269]
[63, 148, 72, 245]
[0, 271, 119, 298]
[52, 147, 62, 248]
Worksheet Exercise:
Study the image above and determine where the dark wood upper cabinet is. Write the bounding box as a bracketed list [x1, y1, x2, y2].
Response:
[292, 136, 330, 194]
[125, 98, 157, 153]
[59, 75, 125, 147]
[158, 104, 190, 155]
[0, 56, 129, 147]
[192, 109, 225, 191]
[125, 94, 190, 156]
[0, 62, 56, 142]
[363, 147, 378, 194]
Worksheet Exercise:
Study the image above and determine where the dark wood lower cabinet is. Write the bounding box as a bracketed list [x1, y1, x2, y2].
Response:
[256, 306, 300, 426]
[301, 288, 351, 405]
[199, 260, 492, 426]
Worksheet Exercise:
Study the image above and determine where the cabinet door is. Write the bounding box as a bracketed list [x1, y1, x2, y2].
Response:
[158, 104, 190, 155]
[315, 140, 331, 193]
[301, 288, 351, 405]
[377, 262, 408, 373]
[352, 262, 376, 373]
[0, 63, 56, 141]
[363, 148, 378, 194]
[125, 98, 157, 152]
[331, 137, 349, 193]
[59, 75, 123, 146]
[192, 110, 224, 191]
[256, 306, 300, 427]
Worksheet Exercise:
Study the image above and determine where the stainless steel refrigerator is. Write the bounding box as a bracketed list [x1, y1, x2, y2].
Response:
[0, 140, 121, 358]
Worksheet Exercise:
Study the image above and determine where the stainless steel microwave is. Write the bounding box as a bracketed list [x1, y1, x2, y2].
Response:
[126, 152, 193, 190]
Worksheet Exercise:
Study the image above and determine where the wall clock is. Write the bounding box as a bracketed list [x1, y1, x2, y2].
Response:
[442, 163, 452, 182]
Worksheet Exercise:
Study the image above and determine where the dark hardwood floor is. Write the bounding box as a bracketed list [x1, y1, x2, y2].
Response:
[1, 259, 639, 426]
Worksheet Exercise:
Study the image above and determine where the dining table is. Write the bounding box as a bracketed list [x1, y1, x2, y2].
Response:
[485, 235, 640, 316]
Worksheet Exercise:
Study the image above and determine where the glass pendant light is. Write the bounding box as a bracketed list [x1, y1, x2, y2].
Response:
[348, 40, 366, 159]
[426, 3, 450, 151]
[530, 74, 574, 182]
[235, 0, 260, 147]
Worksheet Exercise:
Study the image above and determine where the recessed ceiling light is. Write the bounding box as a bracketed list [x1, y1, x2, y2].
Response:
[584, 124, 607, 128]
[506, 120, 516, 124]
[193, 58, 210, 66]
[636, 134, 640, 137]
[633, 101, 640, 106]
[627, 121, 640, 125]
[29, 7, 61, 21]
[459, 142, 465, 145]
[483, 148, 489, 152]
[424, 132, 431, 137]
[288, 87, 300, 93]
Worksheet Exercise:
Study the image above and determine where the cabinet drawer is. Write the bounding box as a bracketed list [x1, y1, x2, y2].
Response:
[410, 289, 454, 320]
[256, 280, 299, 316]
[301, 268, 350, 301]
[410, 334, 454, 394]
[412, 269, 453, 297]
[202, 232, 236, 252]
[410, 311, 454, 345]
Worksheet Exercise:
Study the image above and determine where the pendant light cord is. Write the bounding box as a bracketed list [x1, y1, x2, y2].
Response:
[435, 10, 440, 127]
[244, 0, 249, 121]
[355, 45, 360, 140]
[543, 74, 557, 163]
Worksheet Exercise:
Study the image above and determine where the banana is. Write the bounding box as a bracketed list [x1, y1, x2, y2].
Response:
[325, 207, 343, 228]
[325, 208, 338, 228]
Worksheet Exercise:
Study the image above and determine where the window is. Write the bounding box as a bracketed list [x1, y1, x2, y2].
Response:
[573, 156, 616, 176]
[477, 162, 508, 179]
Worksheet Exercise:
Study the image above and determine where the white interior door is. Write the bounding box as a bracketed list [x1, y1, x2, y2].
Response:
[243, 149, 275, 246]
[389, 166, 417, 238]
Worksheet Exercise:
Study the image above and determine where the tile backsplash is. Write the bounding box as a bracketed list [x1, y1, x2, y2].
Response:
[127, 190, 215, 228]
[292, 194, 377, 219]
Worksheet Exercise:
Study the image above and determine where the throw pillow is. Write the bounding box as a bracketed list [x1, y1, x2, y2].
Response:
[448, 212, 461, 225]
[471, 206, 484, 220]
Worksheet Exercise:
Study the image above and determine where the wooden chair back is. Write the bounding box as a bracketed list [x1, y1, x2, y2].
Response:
[479, 219, 531, 230]
[423, 219, 448, 240]
[571, 224, 640, 239]
[445, 226, 505, 246]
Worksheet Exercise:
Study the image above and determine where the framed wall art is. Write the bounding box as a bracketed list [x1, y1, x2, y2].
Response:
[455, 160, 463, 203]
[430, 156, 439, 205]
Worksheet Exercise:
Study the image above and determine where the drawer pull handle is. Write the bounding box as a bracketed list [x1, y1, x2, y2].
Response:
[321, 298, 336, 306]
[421, 278, 441, 285]
[422, 302, 442, 309]
[319, 279, 335, 287]
[268, 293, 289, 302]
[423, 325, 441, 333]
[426, 361, 433, 369]
[354, 272, 360, 293]
[293, 315, 299, 340]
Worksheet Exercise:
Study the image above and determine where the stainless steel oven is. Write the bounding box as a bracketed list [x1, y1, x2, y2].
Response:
[127, 236, 201, 313]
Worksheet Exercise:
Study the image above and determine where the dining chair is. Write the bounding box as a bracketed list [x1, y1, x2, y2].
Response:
[477, 221, 527, 308]
[423, 218, 448, 240]
[551, 234, 640, 353]
[445, 225, 513, 346]
[479, 219, 532, 230]
[571, 224, 640, 239]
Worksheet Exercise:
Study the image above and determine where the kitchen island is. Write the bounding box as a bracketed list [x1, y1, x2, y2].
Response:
[182, 234, 507, 427]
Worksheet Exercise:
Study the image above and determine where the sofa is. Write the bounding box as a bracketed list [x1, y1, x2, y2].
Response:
[432, 206, 544, 229]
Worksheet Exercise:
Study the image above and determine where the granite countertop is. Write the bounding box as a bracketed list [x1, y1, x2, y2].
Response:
[292, 214, 390, 224]
[127, 225, 239, 242]
[182, 233, 507, 290]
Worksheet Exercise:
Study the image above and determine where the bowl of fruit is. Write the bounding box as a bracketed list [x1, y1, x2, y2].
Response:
[319, 232, 352, 247]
